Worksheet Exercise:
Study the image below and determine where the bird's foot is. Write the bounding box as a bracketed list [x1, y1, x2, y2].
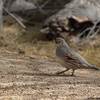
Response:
[55, 71, 65, 75]
[70, 69, 76, 77]
[55, 69, 69, 75]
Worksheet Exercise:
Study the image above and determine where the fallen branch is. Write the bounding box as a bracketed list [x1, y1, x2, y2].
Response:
[3, 7, 26, 29]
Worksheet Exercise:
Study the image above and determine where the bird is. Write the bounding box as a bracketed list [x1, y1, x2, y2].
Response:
[55, 37, 100, 76]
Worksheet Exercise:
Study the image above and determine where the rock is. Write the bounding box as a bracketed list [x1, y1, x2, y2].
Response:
[46, 0, 100, 22]
[43, 0, 100, 40]
[6, 0, 36, 12]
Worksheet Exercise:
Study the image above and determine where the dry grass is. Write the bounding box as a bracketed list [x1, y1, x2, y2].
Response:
[1, 24, 100, 67]
[80, 43, 100, 67]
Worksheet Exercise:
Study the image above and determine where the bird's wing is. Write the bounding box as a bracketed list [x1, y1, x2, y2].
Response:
[70, 49, 92, 66]
[57, 44, 92, 66]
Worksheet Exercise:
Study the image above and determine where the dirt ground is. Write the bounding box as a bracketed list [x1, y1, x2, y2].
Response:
[0, 50, 100, 100]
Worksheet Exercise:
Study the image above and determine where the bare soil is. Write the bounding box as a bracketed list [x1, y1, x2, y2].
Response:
[0, 51, 100, 100]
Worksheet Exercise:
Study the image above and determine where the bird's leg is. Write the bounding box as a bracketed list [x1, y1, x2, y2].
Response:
[55, 68, 69, 75]
[71, 69, 75, 76]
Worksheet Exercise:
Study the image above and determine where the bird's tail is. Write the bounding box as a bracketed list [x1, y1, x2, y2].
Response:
[90, 64, 100, 71]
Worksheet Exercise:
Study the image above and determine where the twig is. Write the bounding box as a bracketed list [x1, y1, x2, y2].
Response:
[77, 27, 91, 39]
[40, 0, 51, 8]
[90, 26, 100, 38]
[77, 21, 100, 40]
[34, 0, 45, 14]
[87, 21, 98, 38]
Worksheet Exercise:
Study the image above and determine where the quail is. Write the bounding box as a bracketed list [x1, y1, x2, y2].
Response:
[55, 37, 100, 76]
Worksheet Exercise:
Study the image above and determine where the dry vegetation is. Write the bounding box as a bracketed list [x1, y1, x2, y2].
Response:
[0, 0, 100, 99]
[1, 23, 100, 67]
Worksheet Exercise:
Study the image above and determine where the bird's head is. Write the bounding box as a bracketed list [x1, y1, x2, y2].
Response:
[55, 37, 65, 45]
[55, 37, 70, 49]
